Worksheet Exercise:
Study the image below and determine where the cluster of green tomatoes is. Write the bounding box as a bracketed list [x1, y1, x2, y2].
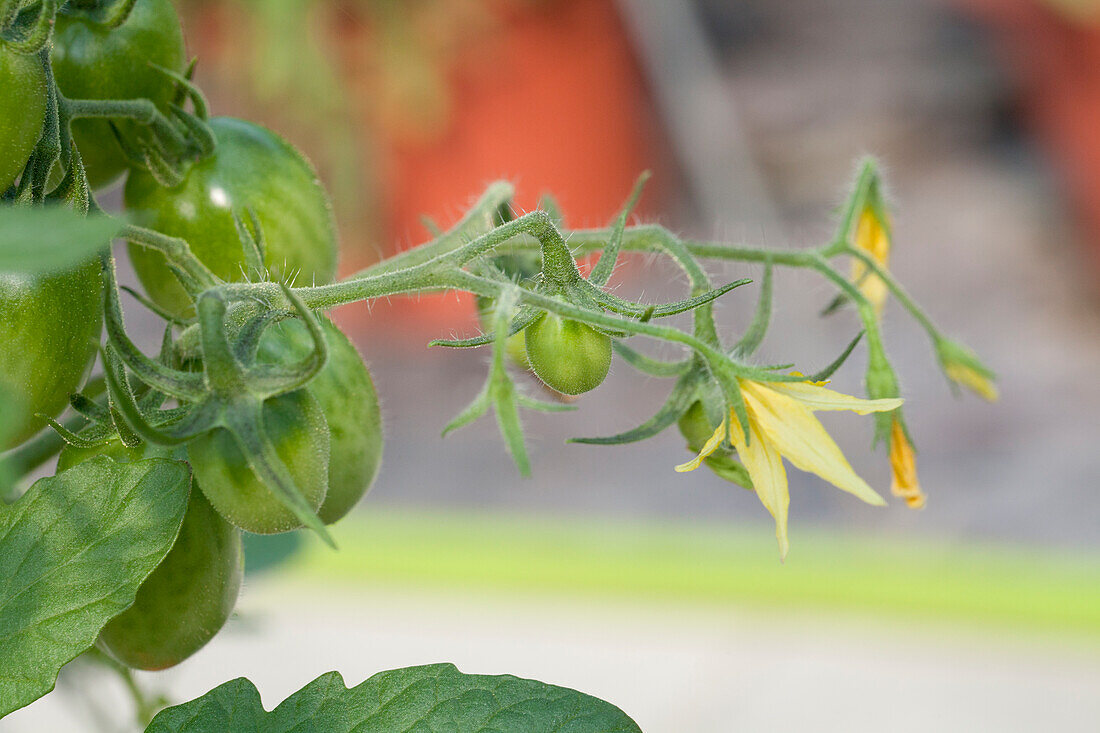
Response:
[2, 0, 624, 675]
[1, 0, 387, 672]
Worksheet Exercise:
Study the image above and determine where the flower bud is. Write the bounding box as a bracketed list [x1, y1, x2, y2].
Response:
[935, 338, 998, 402]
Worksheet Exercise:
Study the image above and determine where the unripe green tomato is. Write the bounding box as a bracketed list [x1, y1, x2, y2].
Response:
[677, 401, 753, 489]
[57, 441, 243, 671]
[102, 490, 241, 670]
[50, 0, 186, 190]
[677, 400, 716, 452]
[187, 389, 330, 534]
[258, 317, 383, 524]
[0, 44, 48, 191]
[0, 261, 101, 450]
[125, 117, 338, 318]
[523, 313, 611, 395]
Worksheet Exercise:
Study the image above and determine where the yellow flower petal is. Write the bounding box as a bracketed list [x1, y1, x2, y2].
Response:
[945, 363, 1000, 402]
[728, 412, 790, 559]
[674, 419, 727, 473]
[741, 384, 886, 507]
[758, 380, 903, 415]
[889, 417, 925, 509]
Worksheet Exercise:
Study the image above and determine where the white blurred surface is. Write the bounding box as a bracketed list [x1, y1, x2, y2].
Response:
[9, 579, 1100, 733]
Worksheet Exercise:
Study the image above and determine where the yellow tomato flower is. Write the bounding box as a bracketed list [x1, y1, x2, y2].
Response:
[675, 379, 903, 558]
[888, 416, 925, 509]
[851, 206, 891, 317]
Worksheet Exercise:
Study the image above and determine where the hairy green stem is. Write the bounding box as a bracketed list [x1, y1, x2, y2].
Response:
[65, 97, 188, 152]
[84, 647, 164, 726]
[358, 181, 515, 276]
[122, 224, 221, 293]
[842, 245, 941, 340]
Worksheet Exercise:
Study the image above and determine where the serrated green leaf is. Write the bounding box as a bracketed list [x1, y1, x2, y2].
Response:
[0, 207, 121, 274]
[147, 662, 641, 733]
[0, 456, 191, 718]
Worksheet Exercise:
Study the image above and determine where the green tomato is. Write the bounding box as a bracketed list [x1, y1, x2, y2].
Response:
[677, 400, 717, 452]
[677, 401, 752, 489]
[524, 313, 611, 395]
[58, 441, 243, 671]
[51, 0, 186, 190]
[100, 489, 241, 670]
[0, 45, 48, 191]
[125, 117, 338, 318]
[0, 261, 101, 450]
[258, 316, 383, 524]
[187, 389, 330, 534]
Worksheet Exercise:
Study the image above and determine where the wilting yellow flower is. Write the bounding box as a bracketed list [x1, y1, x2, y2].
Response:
[676, 379, 903, 558]
[888, 416, 924, 509]
[851, 206, 891, 317]
[944, 362, 999, 402]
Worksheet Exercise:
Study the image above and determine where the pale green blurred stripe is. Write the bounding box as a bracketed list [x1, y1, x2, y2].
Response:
[282, 509, 1100, 636]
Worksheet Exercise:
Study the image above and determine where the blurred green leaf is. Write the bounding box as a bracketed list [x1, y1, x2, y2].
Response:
[0, 457, 190, 718]
[0, 207, 121, 273]
[147, 663, 641, 732]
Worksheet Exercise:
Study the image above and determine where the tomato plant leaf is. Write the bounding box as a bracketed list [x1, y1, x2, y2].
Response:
[0, 207, 120, 274]
[146, 662, 641, 732]
[0, 456, 191, 718]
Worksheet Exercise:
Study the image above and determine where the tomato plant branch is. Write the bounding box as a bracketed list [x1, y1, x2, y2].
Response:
[83, 646, 166, 728]
[65, 97, 189, 151]
[356, 181, 515, 276]
[122, 223, 221, 295]
[556, 224, 955, 359]
[840, 244, 941, 340]
[65, 0, 140, 29]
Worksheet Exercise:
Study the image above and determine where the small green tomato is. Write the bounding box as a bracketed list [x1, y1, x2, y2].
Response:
[50, 0, 186, 189]
[187, 389, 330, 534]
[677, 401, 752, 489]
[0, 260, 101, 450]
[99, 489, 242, 670]
[125, 117, 338, 318]
[258, 317, 383, 525]
[0, 45, 47, 191]
[523, 313, 612, 395]
[58, 441, 243, 671]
